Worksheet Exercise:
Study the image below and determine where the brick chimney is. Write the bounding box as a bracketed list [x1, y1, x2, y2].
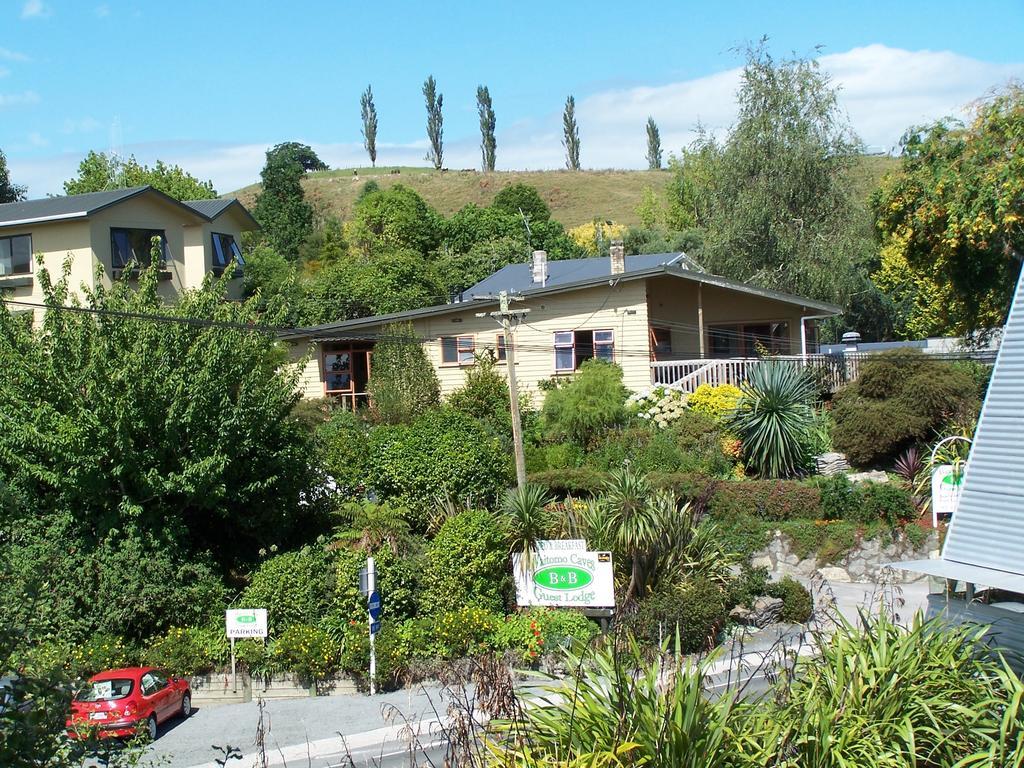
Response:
[609, 240, 625, 275]
[531, 250, 548, 285]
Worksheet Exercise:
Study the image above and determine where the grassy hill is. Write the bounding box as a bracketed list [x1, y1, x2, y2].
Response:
[233, 156, 898, 229]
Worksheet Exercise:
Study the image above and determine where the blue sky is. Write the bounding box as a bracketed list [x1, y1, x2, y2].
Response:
[3, 0, 1023, 196]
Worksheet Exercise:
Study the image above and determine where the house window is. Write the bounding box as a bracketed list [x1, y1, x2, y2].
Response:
[709, 322, 790, 357]
[441, 335, 475, 365]
[323, 344, 373, 410]
[110, 228, 168, 270]
[650, 326, 672, 359]
[211, 232, 245, 271]
[0, 234, 32, 276]
[554, 329, 614, 371]
[495, 334, 507, 362]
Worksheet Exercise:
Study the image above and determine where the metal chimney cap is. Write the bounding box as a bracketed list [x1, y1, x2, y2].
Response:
[841, 331, 862, 344]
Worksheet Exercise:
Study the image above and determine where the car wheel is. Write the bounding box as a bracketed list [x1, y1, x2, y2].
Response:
[147, 714, 158, 741]
[180, 693, 192, 718]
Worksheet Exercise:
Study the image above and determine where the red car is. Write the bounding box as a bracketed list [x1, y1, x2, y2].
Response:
[67, 667, 191, 740]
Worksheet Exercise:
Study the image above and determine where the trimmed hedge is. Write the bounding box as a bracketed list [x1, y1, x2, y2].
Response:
[528, 468, 609, 497]
[708, 481, 821, 522]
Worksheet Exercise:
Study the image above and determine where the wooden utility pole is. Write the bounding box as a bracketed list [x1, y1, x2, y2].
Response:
[480, 290, 528, 487]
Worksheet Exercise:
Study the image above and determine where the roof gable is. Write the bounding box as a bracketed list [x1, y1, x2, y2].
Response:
[183, 198, 259, 230]
[0, 186, 241, 230]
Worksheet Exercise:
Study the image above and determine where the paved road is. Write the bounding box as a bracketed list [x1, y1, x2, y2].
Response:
[135, 578, 930, 768]
[146, 684, 451, 768]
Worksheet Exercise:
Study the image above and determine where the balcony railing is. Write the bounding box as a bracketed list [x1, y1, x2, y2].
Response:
[650, 353, 866, 394]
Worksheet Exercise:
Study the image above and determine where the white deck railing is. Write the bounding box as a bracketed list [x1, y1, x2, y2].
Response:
[650, 354, 864, 393]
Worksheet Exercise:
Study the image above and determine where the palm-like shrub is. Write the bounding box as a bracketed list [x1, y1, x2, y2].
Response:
[731, 361, 815, 478]
[494, 637, 747, 768]
[500, 483, 553, 575]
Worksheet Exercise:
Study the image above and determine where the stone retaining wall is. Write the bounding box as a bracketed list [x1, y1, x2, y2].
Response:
[189, 672, 358, 706]
[751, 529, 939, 583]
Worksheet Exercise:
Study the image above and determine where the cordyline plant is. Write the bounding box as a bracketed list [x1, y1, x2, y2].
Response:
[731, 361, 816, 478]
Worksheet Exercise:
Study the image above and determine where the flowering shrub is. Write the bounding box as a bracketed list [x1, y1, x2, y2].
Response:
[64, 634, 135, 680]
[269, 624, 339, 684]
[567, 220, 629, 254]
[493, 609, 598, 662]
[144, 626, 226, 676]
[627, 387, 689, 428]
[431, 607, 501, 659]
[687, 384, 742, 423]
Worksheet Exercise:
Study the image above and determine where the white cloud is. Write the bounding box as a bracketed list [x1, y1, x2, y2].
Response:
[0, 90, 40, 107]
[61, 116, 101, 134]
[8, 45, 1024, 196]
[20, 0, 51, 19]
[95, 4, 110, 17]
[0, 47, 30, 62]
[27, 131, 47, 147]
[0, 67, 10, 79]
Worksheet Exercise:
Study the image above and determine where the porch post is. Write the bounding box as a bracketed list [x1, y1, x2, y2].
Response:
[800, 316, 808, 366]
[697, 284, 705, 359]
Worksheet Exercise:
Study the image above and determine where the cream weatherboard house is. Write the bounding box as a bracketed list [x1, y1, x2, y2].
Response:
[283, 244, 843, 408]
[0, 185, 257, 320]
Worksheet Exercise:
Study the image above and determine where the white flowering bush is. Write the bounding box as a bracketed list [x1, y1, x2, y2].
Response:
[627, 387, 689, 428]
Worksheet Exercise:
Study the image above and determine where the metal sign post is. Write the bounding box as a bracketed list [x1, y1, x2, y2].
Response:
[365, 557, 377, 695]
[225, 609, 268, 693]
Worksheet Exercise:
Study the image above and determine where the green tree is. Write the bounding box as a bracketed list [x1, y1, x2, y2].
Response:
[671, 45, 868, 307]
[242, 244, 305, 323]
[0, 262, 322, 575]
[477, 85, 497, 172]
[300, 249, 443, 325]
[266, 141, 328, 172]
[366, 322, 440, 424]
[491, 183, 551, 223]
[872, 85, 1024, 340]
[360, 85, 378, 167]
[62, 150, 217, 200]
[423, 75, 444, 170]
[0, 147, 27, 203]
[254, 144, 314, 260]
[542, 359, 628, 446]
[645, 116, 662, 170]
[347, 183, 442, 256]
[562, 95, 581, 171]
[422, 509, 510, 614]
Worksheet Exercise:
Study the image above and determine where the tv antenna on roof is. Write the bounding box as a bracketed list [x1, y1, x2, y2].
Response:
[518, 207, 533, 250]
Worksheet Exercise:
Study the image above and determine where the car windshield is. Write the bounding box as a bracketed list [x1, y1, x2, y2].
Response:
[75, 678, 133, 702]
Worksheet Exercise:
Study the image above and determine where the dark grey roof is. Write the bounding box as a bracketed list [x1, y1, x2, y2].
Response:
[0, 186, 257, 230]
[464, 253, 689, 298]
[183, 198, 259, 229]
[183, 198, 235, 218]
[0, 186, 152, 227]
[284, 253, 842, 341]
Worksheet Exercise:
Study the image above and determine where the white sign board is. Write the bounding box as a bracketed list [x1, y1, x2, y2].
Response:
[931, 464, 964, 526]
[225, 608, 268, 638]
[513, 542, 615, 608]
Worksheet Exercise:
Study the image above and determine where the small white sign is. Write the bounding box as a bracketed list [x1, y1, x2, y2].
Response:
[513, 543, 615, 608]
[225, 608, 268, 638]
[932, 464, 964, 518]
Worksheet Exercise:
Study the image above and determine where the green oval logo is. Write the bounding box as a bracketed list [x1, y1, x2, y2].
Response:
[236, 615, 257, 624]
[533, 565, 593, 591]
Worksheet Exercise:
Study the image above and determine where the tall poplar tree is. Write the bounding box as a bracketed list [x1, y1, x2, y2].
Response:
[646, 117, 662, 170]
[477, 85, 497, 172]
[562, 95, 580, 171]
[423, 75, 444, 170]
[360, 85, 378, 167]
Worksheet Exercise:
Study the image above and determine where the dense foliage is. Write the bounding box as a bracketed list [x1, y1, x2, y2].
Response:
[873, 85, 1024, 339]
[0, 147, 27, 203]
[366, 322, 440, 424]
[669, 45, 871, 314]
[832, 350, 979, 466]
[541, 360, 629, 445]
[62, 150, 217, 200]
[254, 142, 315, 260]
[0, 266, 321, 643]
